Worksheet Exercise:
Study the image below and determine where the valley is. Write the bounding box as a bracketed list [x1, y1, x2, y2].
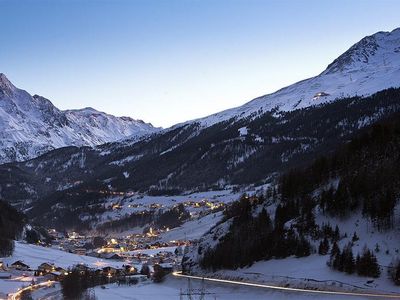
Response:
[1, 23, 400, 300]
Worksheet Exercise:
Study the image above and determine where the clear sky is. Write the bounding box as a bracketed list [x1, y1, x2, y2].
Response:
[0, 0, 399, 127]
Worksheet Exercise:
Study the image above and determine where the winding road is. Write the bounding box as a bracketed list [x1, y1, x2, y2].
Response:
[8, 280, 55, 300]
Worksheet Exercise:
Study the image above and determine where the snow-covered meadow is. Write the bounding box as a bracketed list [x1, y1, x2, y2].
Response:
[93, 275, 370, 300]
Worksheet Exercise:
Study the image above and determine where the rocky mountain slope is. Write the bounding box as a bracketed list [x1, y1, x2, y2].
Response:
[0, 73, 160, 163]
[1, 28, 400, 230]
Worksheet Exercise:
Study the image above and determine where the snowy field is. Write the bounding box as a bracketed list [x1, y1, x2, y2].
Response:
[93, 275, 370, 300]
[0, 274, 35, 297]
[1, 241, 126, 270]
[159, 211, 224, 242]
[127, 246, 177, 256]
[179, 198, 400, 298]
[188, 209, 400, 296]
[206, 255, 400, 296]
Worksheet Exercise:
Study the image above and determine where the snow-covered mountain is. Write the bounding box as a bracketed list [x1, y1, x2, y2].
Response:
[1, 27, 400, 224]
[1, 28, 398, 165]
[188, 28, 400, 127]
[0, 73, 160, 163]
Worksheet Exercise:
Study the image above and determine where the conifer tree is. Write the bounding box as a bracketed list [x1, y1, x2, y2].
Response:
[352, 232, 359, 243]
[318, 237, 330, 255]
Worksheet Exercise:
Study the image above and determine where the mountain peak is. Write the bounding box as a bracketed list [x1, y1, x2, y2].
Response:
[323, 27, 400, 75]
[324, 34, 379, 75]
[0, 73, 16, 95]
[0, 74, 161, 163]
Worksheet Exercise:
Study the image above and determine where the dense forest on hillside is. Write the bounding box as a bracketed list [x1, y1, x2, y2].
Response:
[196, 195, 313, 271]
[0, 200, 26, 256]
[190, 109, 400, 275]
[280, 111, 400, 230]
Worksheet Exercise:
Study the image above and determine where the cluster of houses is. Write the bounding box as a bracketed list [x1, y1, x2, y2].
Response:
[3, 260, 67, 281]
[48, 227, 185, 257]
[3, 260, 161, 283]
[107, 197, 225, 223]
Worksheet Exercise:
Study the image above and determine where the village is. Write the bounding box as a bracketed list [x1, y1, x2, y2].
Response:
[0, 195, 229, 299]
[0, 229, 185, 299]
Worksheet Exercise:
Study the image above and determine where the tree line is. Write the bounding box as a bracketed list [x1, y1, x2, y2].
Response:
[199, 195, 313, 271]
[0, 200, 26, 256]
[328, 243, 380, 278]
[280, 110, 400, 230]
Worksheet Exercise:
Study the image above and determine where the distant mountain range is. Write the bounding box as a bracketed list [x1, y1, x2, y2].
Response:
[1, 28, 400, 229]
[0, 73, 160, 163]
[1, 28, 399, 165]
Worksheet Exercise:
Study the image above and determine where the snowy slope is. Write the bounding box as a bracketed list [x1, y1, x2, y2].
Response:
[184, 28, 400, 127]
[1, 241, 125, 270]
[93, 276, 369, 300]
[0, 73, 160, 163]
[185, 211, 400, 294]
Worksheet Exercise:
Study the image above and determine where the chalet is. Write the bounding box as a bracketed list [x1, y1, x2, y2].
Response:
[10, 260, 30, 271]
[55, 266, 67, 275]
[37, 262, 55, 274]
[101, 253, 123, 260]
[121, 274, 148, 285]
[313, 91, 330, 100]
[102, 266, 119, 276]
[75, 264, 90, 274]
[44, 271, 63, 281]
[122, 264, 137, 275]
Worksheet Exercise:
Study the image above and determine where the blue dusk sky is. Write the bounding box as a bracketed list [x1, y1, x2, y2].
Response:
[0, 0, 399, 127]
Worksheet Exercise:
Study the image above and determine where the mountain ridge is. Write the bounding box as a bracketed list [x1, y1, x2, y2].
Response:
[0, 74, 160, 163]
[1, 28, 399, 164]
[177, 27, 400, 128]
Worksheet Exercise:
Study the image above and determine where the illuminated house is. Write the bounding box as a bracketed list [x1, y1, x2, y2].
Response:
[37, 262, 55, 274]
[10, 260, 30, 271]
[313, 92, 330, 100]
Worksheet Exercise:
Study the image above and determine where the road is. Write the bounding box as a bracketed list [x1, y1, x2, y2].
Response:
[8, 280, 55, 300]
[172, 272, 400, 299]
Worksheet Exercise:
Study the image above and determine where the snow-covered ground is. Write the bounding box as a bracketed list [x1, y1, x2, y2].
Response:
[100, 189, 241, 220]
[0, 242, 128, 298]
[204, 255, 399, 296]
[1, 241, 125, 270]
[185, 208, 400, 296]
[159, 211, 224, 242]
[13, 275, 372, 300]
[93, 275, 369, 300]
[315, 209, 400, 268]
[127, 246, 177, 256]
[0, 273, 35, 298]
